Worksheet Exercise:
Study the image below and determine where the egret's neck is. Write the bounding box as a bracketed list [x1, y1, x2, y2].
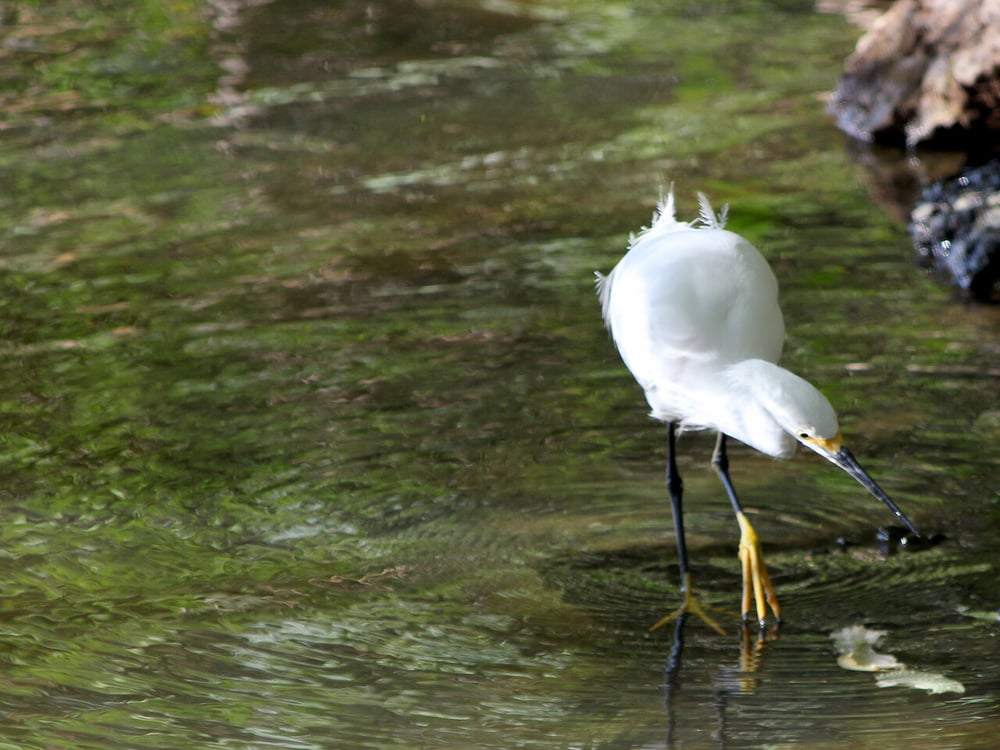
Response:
[713, 360, 803, 458]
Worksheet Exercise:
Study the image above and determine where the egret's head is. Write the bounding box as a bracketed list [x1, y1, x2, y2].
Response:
[753, 365, 840, 449]
[795, 427, 843, 462]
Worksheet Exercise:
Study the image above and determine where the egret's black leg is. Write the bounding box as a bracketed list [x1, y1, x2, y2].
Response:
[651, 422, 725, 635]
[666, 421, 690, 589]
[711, 433, 780, 627]
[710, 432, 742, 516]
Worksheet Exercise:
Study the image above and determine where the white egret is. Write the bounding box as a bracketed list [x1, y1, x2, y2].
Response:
[596, 189, 919, 631]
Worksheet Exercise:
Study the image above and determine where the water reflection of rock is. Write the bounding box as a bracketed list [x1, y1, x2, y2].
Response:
[910, 160, 1000, 302]
[841, 141, 999, 302]
[206, 0, 275, 127]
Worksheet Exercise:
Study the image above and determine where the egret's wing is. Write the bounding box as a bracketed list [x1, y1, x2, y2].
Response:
[605, 249, 727, 389]
[602, 227, 784, 403]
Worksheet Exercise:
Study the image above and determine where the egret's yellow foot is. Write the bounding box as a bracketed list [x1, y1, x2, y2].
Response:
[650, 573, 727, 636]
[736, 511, 780, 627]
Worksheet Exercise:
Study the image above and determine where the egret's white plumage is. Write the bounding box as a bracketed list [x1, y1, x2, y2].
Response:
[597, 188, 919, 629]
[597, 191, 839, 461]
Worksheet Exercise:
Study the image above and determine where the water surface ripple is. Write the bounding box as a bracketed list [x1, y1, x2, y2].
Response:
[0, 1, 996, 748]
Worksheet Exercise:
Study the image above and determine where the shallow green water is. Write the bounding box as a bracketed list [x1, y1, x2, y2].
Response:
[0, 1, 997, 748]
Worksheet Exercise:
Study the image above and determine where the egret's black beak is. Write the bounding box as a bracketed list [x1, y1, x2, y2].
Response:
[832, 446, 920, 538]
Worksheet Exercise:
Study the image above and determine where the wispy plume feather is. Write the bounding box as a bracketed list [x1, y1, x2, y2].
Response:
[696, 192, 728, 229]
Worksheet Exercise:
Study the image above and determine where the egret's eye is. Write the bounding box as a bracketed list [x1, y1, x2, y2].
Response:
[798, 432, 810, 439]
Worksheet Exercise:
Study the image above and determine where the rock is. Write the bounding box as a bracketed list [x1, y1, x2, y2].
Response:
[909, 159, 1000, 301]
[828, 0, 1000, 147]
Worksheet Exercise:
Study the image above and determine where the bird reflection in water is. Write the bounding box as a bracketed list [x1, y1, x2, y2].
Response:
[662, 614, 779, 748]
